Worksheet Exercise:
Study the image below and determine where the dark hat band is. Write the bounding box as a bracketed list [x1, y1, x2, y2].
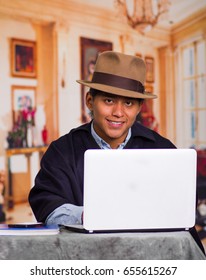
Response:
[92, 72, 145, 93]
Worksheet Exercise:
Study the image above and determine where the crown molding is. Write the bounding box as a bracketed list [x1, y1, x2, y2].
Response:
[171, 7, 206, 46]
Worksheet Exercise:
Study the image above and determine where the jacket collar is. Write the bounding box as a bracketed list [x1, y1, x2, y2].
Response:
[131, 122, 155, 142]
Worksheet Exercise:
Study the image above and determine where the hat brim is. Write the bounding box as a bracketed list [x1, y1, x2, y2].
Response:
[77, 80, 157, 99]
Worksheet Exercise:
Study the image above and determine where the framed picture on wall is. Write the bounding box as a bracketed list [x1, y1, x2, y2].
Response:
[145, 56, 154, 83]
[11, 38, 37, 78]
[139, 84, 158, 131]
[11, 85, 36, 123]
[80, 37, 113, 123]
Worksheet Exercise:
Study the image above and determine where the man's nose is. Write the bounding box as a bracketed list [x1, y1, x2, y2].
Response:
[112, 102, 124, 117]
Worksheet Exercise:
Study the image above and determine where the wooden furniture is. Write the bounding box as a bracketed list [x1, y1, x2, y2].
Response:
[5, 146, 48, 209]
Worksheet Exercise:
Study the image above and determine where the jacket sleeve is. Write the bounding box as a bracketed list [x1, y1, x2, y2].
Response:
[28, 137, 84, 222]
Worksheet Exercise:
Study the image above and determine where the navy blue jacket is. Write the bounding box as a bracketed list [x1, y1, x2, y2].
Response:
[28, 121, 204, 254]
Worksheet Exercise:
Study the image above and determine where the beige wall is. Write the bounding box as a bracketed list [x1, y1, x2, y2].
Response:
[0, 0, 205, 203]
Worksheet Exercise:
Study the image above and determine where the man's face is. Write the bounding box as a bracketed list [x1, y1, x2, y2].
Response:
[86, 91, 143, 149]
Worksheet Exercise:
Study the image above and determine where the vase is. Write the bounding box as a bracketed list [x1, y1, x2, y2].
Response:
[7, 137, 14, 149]
[26, 125, 33, 147]
[34, 105, 46, 146]
[41, 126, 48, 146]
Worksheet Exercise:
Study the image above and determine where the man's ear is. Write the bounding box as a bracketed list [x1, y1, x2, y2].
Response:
[138, 100, 144, 113]
[86, 91, 93, 111]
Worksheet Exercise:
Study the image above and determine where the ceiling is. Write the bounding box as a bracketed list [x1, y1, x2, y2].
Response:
[74, 0, 206, 29]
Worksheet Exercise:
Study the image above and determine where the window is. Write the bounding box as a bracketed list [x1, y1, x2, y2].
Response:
[182, 40, 206, 148]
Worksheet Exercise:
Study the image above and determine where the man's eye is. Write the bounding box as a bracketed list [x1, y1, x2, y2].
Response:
[125, 101, 133, 106]
[105, 99, 113, 104]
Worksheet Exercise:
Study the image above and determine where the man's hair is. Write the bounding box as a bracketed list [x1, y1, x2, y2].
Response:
[89, 88, 144, 104]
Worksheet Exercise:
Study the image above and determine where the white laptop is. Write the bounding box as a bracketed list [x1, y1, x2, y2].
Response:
[64, 149, 197, 233]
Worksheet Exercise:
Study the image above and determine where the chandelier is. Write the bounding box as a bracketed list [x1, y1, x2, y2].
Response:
[115, 0, 170, 34]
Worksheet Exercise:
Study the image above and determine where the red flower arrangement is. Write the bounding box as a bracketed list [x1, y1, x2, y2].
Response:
[21, 107, 36, 126]
[7, 107, 36, 148]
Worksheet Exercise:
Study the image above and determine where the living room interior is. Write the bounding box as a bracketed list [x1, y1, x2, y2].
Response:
[0, 0, 206, 252]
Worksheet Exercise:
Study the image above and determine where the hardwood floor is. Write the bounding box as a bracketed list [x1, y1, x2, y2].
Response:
[5, 202, 36, 223]
[3, 202, 206, 253]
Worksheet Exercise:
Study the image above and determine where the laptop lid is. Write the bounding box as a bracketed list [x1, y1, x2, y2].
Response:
[83, 149, 197, 232]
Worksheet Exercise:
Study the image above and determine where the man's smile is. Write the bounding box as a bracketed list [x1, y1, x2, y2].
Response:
[106, 119, 125, 127]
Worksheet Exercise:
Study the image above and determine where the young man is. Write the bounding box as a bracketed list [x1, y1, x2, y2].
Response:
[29, 51, 204, 254]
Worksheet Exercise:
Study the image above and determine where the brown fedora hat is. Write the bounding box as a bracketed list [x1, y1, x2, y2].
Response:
[77, 51, 157, 99]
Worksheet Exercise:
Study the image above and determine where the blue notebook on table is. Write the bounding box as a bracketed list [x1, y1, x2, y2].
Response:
[0, 223, 59, 235]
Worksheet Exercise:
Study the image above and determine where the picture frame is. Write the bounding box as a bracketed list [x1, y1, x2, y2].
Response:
[11, 38, 37, 78]
[80, 37, 113, 123]
[135, 53, 142, 58]
[145, 84, 153, 93]
[145, 56, 154, 83]
[11, 85, 36, 123]
[139, 84, 158, 131]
